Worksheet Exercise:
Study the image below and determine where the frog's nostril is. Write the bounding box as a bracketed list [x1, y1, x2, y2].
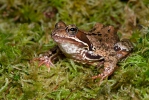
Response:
[55, 21, 66, 29]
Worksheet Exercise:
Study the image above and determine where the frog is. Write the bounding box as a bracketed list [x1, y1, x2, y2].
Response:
[36, 21, 133, 81]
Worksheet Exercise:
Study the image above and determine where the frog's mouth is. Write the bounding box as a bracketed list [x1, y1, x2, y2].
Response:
[52, 34, 89, 49]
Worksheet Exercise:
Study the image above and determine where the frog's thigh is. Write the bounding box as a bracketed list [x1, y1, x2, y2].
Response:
[102, 57, 118, 77]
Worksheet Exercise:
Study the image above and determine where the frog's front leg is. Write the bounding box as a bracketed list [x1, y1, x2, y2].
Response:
[34, 46, 60, 72]
[92, 57, 118, 81]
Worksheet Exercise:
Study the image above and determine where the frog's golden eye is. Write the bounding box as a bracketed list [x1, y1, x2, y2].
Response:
[66, 25, 78, 36]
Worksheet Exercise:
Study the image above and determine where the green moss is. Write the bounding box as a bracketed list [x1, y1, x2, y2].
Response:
[0, 0, 149, 99]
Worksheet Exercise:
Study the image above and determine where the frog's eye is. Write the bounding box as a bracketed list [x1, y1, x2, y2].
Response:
[66, 25, 78, 36]
[114, 45, 121, 51]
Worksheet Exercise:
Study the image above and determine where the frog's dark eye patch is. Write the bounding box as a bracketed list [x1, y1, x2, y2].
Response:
[66, 25, 78, 36]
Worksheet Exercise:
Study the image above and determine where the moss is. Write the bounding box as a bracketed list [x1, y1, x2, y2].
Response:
[0, 0, 149, 99]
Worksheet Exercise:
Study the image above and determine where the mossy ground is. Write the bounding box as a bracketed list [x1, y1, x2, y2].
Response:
[0, 0, 149, 99]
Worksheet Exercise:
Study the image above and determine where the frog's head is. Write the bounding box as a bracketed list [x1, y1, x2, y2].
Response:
[52, 21, 93, 51]
[51, 21, 103, 62]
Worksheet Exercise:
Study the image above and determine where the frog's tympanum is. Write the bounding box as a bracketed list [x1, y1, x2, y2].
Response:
[37, 21, 133, 81]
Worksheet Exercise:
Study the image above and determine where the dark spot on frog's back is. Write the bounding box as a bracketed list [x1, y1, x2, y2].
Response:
[108, 28, 111, 33]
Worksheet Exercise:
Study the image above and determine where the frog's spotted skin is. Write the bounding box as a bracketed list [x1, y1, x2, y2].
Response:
[37, 21, 133, 81]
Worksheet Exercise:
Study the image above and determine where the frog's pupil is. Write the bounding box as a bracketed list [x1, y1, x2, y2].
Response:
[114, 46, 121, 51]
[70, 28, 76, 32]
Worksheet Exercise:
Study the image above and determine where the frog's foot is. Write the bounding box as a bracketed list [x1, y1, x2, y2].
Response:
[92, 73, 106, 81]
[39, 55, 55, 72]
[92, 70, 113, 84]
[32, 46, 59, 71]
[33, 55, 55, 72]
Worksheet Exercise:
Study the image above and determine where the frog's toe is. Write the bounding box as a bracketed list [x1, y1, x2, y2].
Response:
[92, 74, 101, 79]
[92, 73, 105, 80]
[33, 56, 55, 72]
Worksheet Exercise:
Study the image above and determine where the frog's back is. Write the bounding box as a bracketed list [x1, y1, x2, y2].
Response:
[87, 23, 120, 51]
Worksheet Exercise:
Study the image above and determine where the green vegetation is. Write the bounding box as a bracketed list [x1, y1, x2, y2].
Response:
[0, 0, 149, 99]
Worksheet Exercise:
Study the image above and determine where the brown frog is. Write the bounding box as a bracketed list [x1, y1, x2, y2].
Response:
[37, 21, 133, 81]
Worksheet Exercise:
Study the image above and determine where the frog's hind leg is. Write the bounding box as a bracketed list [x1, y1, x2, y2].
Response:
[92, 57, 118, 82]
